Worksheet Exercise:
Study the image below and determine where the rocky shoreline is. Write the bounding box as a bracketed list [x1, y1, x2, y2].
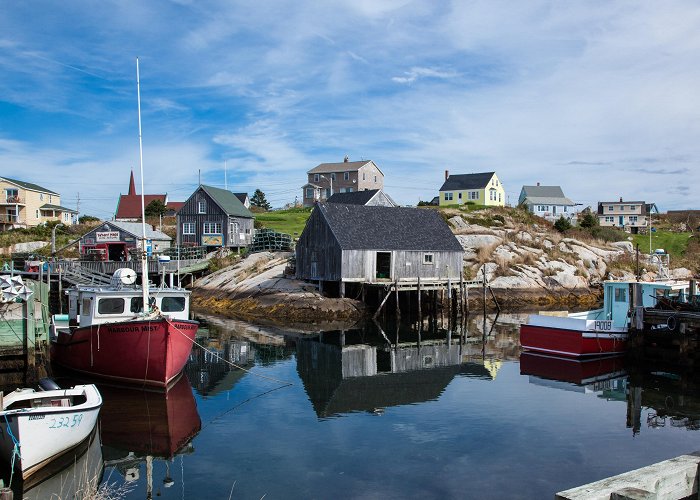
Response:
[191, 210, 692, 329]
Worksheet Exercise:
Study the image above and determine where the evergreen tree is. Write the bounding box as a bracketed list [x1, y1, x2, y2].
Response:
[250, 189, 271, 210]
[579, 212, 598, 228]
[144, 199, 167, 217]
[554, 215, 572, 233]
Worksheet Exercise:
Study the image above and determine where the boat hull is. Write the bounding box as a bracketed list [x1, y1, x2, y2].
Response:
[0, 385, 101, 479]
[51, 318, 198, 387]
[520, 323, 627, 358]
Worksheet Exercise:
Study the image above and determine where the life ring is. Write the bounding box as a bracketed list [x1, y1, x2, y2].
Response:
[666, 315, 678, 332]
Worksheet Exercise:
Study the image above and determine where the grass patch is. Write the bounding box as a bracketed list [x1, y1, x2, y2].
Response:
[254, 207, 313, 237]
[629, 230, 692, 258]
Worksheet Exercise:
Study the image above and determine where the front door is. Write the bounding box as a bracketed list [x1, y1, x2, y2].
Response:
[619, 215, 624, 226]
[376, 252, 391, 280]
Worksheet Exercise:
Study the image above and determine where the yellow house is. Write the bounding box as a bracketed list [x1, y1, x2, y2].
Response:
[438, 171, 505, 207]
[0, 177, 77, 230]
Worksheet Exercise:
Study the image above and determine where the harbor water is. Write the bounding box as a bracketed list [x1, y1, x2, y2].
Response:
[3, 313, 699, 499]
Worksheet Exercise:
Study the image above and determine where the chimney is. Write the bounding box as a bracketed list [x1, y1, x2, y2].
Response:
[445, 170, 449, 180]
[536, 182, 540, 186]
[619, 197, 623, 202]
[343, 155, 349, 163]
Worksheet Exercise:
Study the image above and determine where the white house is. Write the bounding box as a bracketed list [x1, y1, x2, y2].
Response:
[518, 184, 577, 222]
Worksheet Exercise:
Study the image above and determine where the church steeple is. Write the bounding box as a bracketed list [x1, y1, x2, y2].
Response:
[128, 170, 136, 196]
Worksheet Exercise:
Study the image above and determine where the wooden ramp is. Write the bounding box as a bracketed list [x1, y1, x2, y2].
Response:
[556, 452, 700, 499]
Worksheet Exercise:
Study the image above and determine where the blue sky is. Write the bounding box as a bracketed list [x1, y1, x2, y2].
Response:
[1, 1, 699, 218]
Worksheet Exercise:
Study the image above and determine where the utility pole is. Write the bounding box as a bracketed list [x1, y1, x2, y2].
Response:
[76, 192, 80, 222]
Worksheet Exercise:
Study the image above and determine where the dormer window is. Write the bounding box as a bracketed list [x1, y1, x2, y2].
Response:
[344, 172, 350, 181]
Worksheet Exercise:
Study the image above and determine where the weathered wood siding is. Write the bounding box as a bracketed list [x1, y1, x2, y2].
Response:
[177, 188, 253, 247]
[295, 208, 342, 280]
[341, 249, 462, 282]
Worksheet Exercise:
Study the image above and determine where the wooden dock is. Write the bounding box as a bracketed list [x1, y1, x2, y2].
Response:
[556, 452, 700, 499]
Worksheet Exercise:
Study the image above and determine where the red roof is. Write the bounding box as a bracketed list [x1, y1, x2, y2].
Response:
[115, 194, 167, 219]
[166, 201, 185, 213]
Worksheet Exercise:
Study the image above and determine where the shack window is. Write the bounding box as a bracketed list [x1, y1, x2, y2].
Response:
[198, 201, 206, 214]
[98, 298, 125, 315]
[614, 288, 627, 303]
[82, 298, 91, 315]
[161, 297, 186, 312]
[423, 253, 434, 265]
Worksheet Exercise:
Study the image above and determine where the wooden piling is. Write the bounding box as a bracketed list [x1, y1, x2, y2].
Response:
[417, 276, 422, 321]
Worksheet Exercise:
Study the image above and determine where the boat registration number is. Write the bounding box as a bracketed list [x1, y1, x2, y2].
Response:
[49, 413, 83, 429]
[593, 320, 613, 331]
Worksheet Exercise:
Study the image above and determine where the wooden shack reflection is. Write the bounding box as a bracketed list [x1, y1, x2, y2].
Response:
[297, 330, 496, 418]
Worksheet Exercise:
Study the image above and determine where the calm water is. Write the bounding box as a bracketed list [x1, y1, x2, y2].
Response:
[8, 314, 700, 499]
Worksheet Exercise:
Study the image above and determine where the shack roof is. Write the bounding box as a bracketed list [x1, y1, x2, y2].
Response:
[439, 172, 496, 191]
[318, 203, 463, 251]
[327, 189, 380, 205]
[199, 185, 254, 218]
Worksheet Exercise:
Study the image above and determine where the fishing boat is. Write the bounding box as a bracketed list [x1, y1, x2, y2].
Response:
[0, 379, 102, 480]
[50, 269, 199, 387]
[50, 58, 198, 387]
[520, 277, 690, 357]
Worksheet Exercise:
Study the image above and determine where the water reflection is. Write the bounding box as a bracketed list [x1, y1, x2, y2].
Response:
[100, 374, 201, 497]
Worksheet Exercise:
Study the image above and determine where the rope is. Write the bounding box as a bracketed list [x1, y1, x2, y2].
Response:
[3, 413, 21, 487]
[165, 318, 295, 386]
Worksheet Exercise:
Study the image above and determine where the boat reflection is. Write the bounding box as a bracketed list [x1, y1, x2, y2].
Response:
[296, 325, 500, 419]
[520, 352, 627, 395]
[10, 427, 103, 500]
[626, 369, 700, 435]
[99, 373, 201, 495]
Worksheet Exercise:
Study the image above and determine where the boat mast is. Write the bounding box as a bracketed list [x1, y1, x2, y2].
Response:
[136, 57, 150, 313]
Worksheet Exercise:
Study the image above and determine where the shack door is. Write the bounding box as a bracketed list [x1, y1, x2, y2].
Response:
[376, 252, 391, 280]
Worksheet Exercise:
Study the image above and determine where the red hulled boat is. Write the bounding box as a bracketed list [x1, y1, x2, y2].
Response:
[51, 271, 198, 388]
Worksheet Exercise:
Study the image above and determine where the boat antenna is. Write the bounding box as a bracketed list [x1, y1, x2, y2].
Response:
[136, 57, 150, 314]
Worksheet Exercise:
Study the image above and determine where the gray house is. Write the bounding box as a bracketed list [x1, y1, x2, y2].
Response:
[327, 189, 397, 207]
[518, 184, 576, 222]
[296, 204, 463, 293]
[176, 185, 254, 249]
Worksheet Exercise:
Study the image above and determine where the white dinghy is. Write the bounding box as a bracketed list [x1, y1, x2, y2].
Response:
[0, 379, 102, 479]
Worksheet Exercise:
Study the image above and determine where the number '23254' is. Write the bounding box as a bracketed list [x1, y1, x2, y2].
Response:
[49, 414, 83, 429]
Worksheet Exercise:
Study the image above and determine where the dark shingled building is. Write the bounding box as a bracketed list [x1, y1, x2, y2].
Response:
[295, 203, 463, 293]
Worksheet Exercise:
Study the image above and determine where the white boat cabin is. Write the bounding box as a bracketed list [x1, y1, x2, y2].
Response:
[571, 280, 691, 328]
[66, 286, 191, 328]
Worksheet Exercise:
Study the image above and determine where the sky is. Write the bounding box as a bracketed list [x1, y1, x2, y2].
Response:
[1, 1, 699, 219]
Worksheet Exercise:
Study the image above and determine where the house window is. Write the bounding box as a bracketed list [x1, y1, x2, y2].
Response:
[498, 193, 501, 202]
[445, 192, 453, 201]
[314, 173, 320, 182]
[182, 222, 195, 235]
[363, 173, 366, 181]
[374, 175, 377, 182]
[203, 222, 222, 234]
[563, 206, 567, 212]
[330, 173, 336, 181]
[306, 188, 313, 198]
[39, 194, 43, 201]
[605, 216, 614, 223]
[198, 201, 206, 213]
[608, 206, 614, 211]
[5, 188, 18, 203]
[489, 190, 496, 201]
[630, 216, 638, 223]
[344, 172, 349, 181]
[63, 213, 69, 221]
[630, 205, 636, 210]
[36, 209, 40, 219]
[49, 195, 52, 203]
[469, 191, 479, 200]
[423, 253, 434, 265]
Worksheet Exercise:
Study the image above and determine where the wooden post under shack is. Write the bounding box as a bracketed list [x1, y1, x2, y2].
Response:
[417, 276, 421, 321]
